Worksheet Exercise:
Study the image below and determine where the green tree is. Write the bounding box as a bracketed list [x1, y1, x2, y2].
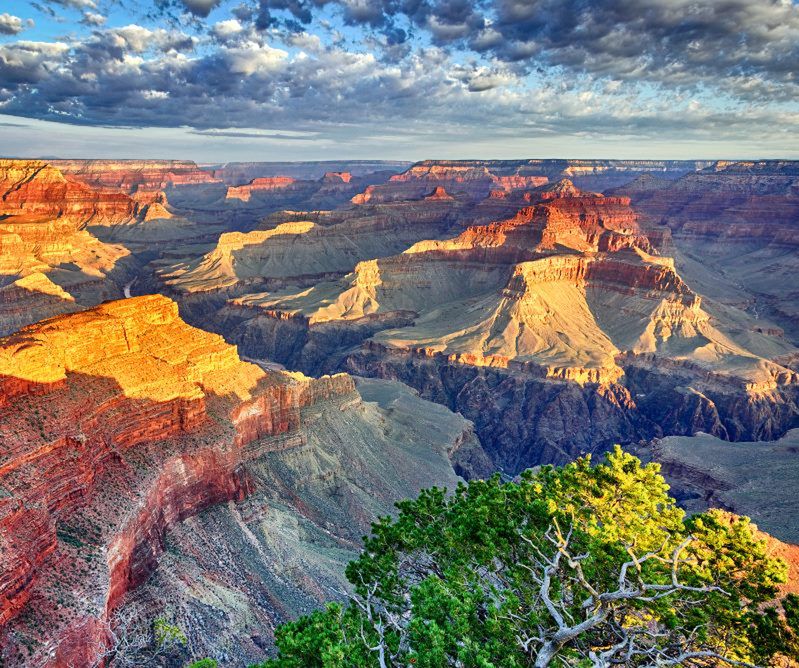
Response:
[186, 660, 218, 668]
[255, 447, 799, 667]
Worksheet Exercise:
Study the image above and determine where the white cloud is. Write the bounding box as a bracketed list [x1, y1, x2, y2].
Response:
[81, 12, 106, 26]
[0, 14, 32, 36]
[212, 19, 244, 40]
[221, 42, 288, 75]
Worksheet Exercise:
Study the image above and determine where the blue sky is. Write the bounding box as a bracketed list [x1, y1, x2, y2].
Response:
[1, 0, 798, 161]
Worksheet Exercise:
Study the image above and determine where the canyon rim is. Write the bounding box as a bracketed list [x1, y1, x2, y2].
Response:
[2, 0, 799, 665]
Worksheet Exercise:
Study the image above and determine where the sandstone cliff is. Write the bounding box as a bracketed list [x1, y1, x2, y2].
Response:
[51, 159, 220, 194]
[0, 296, 465, 666]
[0, 160, 145, 334]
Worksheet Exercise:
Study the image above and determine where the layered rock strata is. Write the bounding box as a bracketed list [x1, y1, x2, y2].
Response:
[51, 159, 220, 194]
[613, 161, 799, 343]
[176, 177, 799, 473]
[0, 296, 464, 667]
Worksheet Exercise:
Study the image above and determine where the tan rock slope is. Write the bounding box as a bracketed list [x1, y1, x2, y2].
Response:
[0, 159, 411, 338]
[1, 156, 799, 664]
[613, 160, 799, 344]
[0, 160, 144, 334]
[155, 167, 799, 473]
[0, 295, 465, 667]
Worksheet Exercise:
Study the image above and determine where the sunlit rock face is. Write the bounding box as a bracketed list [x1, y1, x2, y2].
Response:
[0, 158, 412, 339]
[0, 160, 145, 335]
[0, 295, 465, 667]
[50, 159, 220, 194]
[161, 163, 798, 473]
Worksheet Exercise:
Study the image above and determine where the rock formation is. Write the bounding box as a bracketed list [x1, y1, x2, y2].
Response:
[0, 295, 466, 666]
[0, 160, 143, 225]
[0, 160, 143, 334]
[635, 429, 799, 546]
[612, 161, 799, 345]
[2, 156, 799, 665]
[225, 177, 301, 202]
[51, 159, 220, 194]
[210, 161, 409, 184]
[160, 169, 799, 474]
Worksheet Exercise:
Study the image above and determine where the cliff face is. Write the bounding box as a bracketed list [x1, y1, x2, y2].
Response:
[374, 159, 708, 194]
[156, 195, 466, 298]
[612, 162, 799, 345]
[225, 177, 302, 202]
[0, 160, 144, 335]
[2, 156, 799, 662]
[0, 295, 465, 667]
[109, 376, 470, 665]
[50, 159, 220, 194]
[210, 161, 410, 184]
[167, 168, 799, 474]
[0, 160, 140, 225]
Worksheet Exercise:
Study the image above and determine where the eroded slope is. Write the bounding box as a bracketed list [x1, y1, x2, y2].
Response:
[0, 296, 464, 667]
[172, 174, 798, 472]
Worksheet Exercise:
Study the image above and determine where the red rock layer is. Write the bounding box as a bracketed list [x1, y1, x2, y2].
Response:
[0, 160, 142, 226]
[322, 171, 352, 183]
[424, 186, 454, 201]
[51, 159, 220, 194]
[226, 176, 300, 201]
[408, 181, 650, 258]
[615, 166, 799, 249]
[492, 175, 549, 191]
[0, 295, 356, 667]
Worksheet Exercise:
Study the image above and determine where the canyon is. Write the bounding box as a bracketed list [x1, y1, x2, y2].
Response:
[0, 157, 798, 665]
[154, 168, 799, 473]
[0, 295, 467, 666]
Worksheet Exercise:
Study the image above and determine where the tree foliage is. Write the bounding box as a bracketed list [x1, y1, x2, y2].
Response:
[186, 660, 219, 668]
[255, 447, 799, 667]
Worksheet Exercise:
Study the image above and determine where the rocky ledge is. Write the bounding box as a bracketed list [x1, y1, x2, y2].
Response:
[0, 296, 362, 666]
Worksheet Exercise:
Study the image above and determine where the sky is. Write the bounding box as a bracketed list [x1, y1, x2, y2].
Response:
[0, 0, 798, 161]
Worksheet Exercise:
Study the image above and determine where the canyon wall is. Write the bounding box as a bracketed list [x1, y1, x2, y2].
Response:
[158, 167, 798, 474]
[1, 156, 799, 663]
[0, 296, 464, 666]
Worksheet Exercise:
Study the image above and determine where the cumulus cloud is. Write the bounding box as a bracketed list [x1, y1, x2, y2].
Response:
[467, 0, 799, 97]
[212, 18, 244, 40]
[0, 14, 33, 36]
[80, 12, 106, 26]
[0, 0, 797, 155]
[220, 41, 287, 74]
[236, 0, 799, 102]
[0, 41, 70, 84]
